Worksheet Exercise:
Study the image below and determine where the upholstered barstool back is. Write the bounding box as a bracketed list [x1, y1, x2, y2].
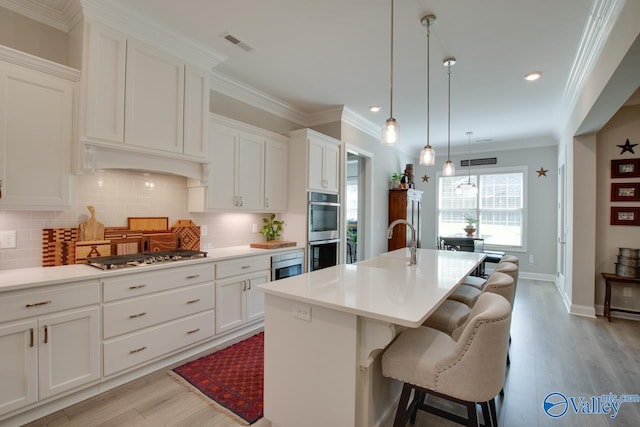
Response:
[425, 272, 514, 336]
[494, 261, 519, 292]
[382, 293, 512, 426]
[500, 254, 519, 266]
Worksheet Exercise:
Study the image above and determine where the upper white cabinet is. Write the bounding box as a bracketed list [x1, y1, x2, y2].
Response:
[188, 114, 289, 212]
[81, 21, 208, 161]
[124, 40, 184, 154]
[288, 128, 341, 193]
[0, 53, 77, 210]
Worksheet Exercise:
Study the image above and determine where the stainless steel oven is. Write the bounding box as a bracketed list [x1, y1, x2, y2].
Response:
[308, 192, 340, 242]
[271, 250, 304, 281]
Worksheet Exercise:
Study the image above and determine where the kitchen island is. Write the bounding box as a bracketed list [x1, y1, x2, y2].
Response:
[258, 248, 486, 427]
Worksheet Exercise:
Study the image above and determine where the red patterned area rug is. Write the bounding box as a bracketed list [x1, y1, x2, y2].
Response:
[170, 332, 264, 425]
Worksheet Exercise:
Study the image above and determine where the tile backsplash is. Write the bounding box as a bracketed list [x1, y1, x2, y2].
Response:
[0, 170, 270, 270]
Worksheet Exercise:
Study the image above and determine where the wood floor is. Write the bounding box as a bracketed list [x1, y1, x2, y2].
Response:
[25, 279, 640, 427]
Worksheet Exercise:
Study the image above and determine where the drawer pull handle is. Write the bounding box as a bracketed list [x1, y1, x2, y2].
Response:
[187, 328, 200, 334]
[241, 265, 251, 269]
[26, 300, 51, 308]
[186, 274, 200, 279]
[186, 298, 200, 304]
[29, 328, 34, 347]
[129, 312, 147, 319]
[129, 346, 147, 354]
[44, 326, 48, 344]
[129, 284, 147, 290]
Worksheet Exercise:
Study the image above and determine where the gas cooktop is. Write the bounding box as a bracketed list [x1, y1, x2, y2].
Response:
[88, 250, 208, 270]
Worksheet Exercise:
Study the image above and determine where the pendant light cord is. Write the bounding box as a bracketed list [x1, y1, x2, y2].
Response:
[426, 19, 430, 147]
[447, 63, 451, 161]
[389, 0, 394, 118]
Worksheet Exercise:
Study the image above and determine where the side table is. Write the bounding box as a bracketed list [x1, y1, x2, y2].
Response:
[601, 272, 640, 321]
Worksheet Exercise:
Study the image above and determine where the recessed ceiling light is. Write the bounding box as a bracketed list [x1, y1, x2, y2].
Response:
[524, 71, 542, 81]
[369, 105, 381, 112]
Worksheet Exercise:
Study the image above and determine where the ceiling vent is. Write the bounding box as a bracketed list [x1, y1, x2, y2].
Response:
[222, 33, 254, 52]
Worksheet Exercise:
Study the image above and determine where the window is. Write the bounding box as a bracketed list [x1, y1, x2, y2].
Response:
[438, 167, 525, 248]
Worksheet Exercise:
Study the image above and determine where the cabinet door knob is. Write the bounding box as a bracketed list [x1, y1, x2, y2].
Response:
[29, 328, 34, 348]
[43, 326, 48, 344]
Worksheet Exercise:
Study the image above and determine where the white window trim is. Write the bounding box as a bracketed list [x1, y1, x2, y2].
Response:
[436, 165, 528, 252]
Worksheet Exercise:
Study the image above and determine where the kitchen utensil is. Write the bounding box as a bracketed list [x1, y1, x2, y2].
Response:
[75, 240, 111, 263]
[79, 205, 105, 241]
[42, 228, 78, 266]
[171, 219, 200, 251]
[250, 241, 296, 249]
[128, 217, 169, 233]
[142, 232, 178, 252]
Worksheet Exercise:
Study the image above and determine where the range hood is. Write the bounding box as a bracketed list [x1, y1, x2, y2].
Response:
[82, 143, 209, 183]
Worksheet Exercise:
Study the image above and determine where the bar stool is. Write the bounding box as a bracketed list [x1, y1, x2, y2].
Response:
[450, 262, 518, 305]
[382, 293, 512, 427]
[464, 257, 519, 290]
[424, 272, 514, 336]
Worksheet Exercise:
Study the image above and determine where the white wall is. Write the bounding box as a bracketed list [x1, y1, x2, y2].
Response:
[414, 143, 558, 277]
[595, 104, 640, 314]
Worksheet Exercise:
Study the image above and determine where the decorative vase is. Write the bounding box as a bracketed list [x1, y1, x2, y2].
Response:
[464, 226, 476, 237]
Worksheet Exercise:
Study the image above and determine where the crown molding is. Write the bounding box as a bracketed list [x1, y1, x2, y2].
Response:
[209, 70, 309, 126]
[0, 0, 78, 32]
[306, 107, 343, 126]
[554, 0, 625, 138]
[0, 44, 80, 81]
[79, 0, 226, 72]
[341, 107, 380, 140]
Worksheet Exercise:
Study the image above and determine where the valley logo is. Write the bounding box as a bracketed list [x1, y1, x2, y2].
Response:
[543, 392, 640, 419]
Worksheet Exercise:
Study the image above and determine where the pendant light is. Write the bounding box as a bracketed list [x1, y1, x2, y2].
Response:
[381, 0, 400, 145]
[419, 15, 436, 165]
[456, 132, 478, 194]
[442, 57, 456, 176]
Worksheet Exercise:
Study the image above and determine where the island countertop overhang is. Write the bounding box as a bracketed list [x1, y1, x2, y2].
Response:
[257, 248, 486, 328]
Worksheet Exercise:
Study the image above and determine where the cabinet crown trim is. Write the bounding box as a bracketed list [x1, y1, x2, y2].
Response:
[0, 45, 80, 81]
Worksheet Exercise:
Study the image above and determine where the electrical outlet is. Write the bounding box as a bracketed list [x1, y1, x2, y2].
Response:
[293, 304, 311, 322]
[528, 254, 534, 265]
[200, 225, 208, 236]
[623, 287, 632, 297]
[0, 230, 17, 249]
[252, 223, 258, 233]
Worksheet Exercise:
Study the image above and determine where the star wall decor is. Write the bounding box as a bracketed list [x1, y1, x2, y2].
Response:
[536, 167, 548, 177]
[422, 174, 430, 183]
[617, 138, 637, 154]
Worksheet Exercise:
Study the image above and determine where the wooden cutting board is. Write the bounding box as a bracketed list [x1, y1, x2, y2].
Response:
[42, 228, 78, 266]
[79, 206, 105, 241]
[128, 217, 169, 233]
[171, 219, 200, 251]
[142, 233, 178, 252]
[250, 241, 296, 249]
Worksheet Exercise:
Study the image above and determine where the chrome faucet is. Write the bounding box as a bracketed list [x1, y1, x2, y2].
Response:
[386, 219, 417, 265]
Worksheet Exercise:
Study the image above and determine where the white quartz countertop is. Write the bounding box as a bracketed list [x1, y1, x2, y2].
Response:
[257, 248, 486, 327]
[0, 244, 304, 292]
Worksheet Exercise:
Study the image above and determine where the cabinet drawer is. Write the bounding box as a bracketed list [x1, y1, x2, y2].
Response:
[0, 281, 99, 323]
[103, 283, 214, 339]
[102, 263, 214, 302]
[216, 256, 270, 279]
[103, 310, 214, 377]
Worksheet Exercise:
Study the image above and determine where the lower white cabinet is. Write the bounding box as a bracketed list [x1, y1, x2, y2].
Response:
[0, 305, 100, 417]
[101, 263, 215, 377]
[215, 255, 269, 335]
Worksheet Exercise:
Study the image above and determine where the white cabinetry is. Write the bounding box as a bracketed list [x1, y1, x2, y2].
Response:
[0, 51, 77, 210]
[101, 263, 215, 376]
[0, 281, 100, 417]
[215, 255, 269, 335]
[188, 114, 289, 212]
[288, 128, 341, 193]
[81, 21, 208, 162]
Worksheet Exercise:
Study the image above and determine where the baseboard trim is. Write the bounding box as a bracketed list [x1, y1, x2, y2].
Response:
[569, 304, 596, 318]
[594, 304, 640, 320]
[519, 272, 556, 282]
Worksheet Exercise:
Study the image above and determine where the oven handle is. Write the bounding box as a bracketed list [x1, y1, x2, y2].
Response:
[309, 238, 340, 246]
[309, 202, 340, 207]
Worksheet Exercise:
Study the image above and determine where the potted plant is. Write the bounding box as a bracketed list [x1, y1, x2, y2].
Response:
[391, 173, 407, 189]
[463, 214, 478, 237]
[260, 213, 284, 241]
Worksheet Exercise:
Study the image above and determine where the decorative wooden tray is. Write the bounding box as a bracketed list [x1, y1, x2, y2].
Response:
[250, 241, 296, 249]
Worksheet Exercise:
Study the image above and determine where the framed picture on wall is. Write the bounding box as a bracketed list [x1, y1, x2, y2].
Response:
[610, 207, 640, 225]
[611, 183, 640, 201]
[611, 158, 640, 178]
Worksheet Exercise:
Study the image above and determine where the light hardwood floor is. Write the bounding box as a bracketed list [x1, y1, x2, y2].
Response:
[25, 279, 640, 427]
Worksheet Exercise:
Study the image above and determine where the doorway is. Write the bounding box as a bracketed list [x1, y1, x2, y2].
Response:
[345, 151, 368, 263]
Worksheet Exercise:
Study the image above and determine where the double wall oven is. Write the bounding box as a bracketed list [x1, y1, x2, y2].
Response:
[308, 191, 340, 271]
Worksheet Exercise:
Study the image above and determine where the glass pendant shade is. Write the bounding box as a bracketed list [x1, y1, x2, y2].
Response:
[382, 118, 400, 145]
[419, 145, 435, 165]
[443, 160, 455, 176]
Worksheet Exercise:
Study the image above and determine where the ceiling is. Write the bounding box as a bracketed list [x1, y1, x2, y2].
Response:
[9, 0, 632, 155]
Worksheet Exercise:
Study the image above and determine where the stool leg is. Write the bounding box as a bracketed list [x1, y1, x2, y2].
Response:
[393, 383, 413, 427]
[489, 398, 498, 427]
[480, 401, 492, 426]
[466, 402, 479, 427]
